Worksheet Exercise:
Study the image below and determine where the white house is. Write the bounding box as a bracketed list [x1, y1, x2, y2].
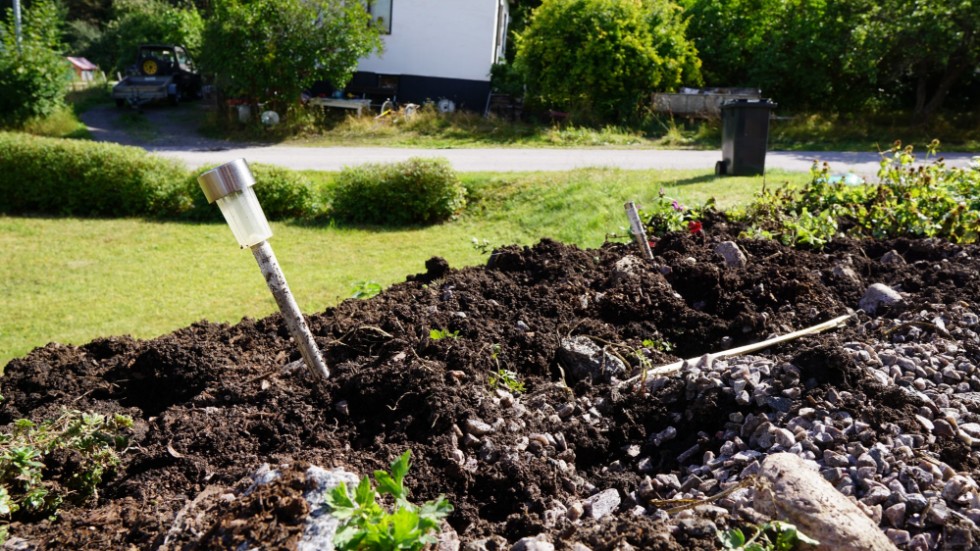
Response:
[341, 0, 509, 112]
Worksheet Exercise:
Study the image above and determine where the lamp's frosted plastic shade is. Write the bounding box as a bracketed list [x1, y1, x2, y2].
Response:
[216, 187, 273, 248]
[197, 158, 272, 248]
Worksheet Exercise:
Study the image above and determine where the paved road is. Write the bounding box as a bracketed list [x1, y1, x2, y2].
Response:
[82, 104, 977, 178]
[151, 146, 975, 178]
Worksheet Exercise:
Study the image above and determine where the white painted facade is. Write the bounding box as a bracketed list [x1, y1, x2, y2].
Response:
[358, 0, 509, 83]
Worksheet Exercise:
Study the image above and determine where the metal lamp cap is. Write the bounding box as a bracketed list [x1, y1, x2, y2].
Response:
[198, 158, 256, 203]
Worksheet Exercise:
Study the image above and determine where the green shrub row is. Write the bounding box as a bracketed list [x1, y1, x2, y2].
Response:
[0, 132, 193, 217]
[0, 133, 464, 226]
[333, 157, 466, 225]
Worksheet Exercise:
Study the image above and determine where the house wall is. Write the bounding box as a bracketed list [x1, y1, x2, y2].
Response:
[358, 0, 506, 82]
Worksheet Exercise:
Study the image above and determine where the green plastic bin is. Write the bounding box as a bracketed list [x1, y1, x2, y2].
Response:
[716, 99, 776, 176]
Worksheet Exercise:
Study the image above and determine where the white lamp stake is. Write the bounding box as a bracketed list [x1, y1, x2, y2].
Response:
[198, 159, 330, 384]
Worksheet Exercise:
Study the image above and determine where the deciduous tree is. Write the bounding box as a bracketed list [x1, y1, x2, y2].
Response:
[515, 0, 700, 122]
[198, 0, 381, 116]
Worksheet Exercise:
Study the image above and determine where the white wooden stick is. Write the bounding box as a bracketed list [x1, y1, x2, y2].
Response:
[251, 240, 330, 384]
[620, 314, 852, 386]
[624, 201, 654, 260]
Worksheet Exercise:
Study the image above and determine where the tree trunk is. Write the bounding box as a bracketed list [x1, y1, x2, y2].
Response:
[913, 59, 969, 124]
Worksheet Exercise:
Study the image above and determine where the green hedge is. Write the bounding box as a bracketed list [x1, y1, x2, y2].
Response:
[332, 157, 466, 226]
[0, 134, 463, 226]
[0, 133, 323, 221]
[183, 163, 324, 221]
[0, 132, 192, 217]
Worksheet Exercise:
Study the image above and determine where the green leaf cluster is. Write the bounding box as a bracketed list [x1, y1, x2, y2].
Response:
[0, 409, 133, 536]
[0, 1, 73, 128]
[429, 328, 460, 341]
[326, 450, 453, 551]
[639, 190, 714, 237]
[737, 141, 980, 248]
[719, 520, 819, 551]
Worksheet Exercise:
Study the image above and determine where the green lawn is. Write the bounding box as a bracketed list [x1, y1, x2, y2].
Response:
[0, 168, 809, 367]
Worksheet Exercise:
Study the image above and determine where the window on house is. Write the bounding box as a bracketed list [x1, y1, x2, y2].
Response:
[368, 0, 392, 34]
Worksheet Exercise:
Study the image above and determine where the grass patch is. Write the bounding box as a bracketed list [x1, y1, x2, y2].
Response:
[202, 103, 980, 153]
[0, 168, 810, 366]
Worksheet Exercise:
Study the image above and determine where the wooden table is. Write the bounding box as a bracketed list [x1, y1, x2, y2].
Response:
[307, 97, 372, 116]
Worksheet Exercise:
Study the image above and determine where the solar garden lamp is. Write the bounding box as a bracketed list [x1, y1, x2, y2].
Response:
[197, 158, 330, 384]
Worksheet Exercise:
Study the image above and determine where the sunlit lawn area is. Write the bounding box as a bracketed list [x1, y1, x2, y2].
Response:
[1, 168, 810, 367]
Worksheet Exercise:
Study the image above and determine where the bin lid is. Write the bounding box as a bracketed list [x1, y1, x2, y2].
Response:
[721, 98, 777, 109]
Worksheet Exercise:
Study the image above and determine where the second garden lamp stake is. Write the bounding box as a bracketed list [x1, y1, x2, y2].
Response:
[198, 159, 330, 384]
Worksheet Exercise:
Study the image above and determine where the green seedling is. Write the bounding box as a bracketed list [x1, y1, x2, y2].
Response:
[0, 410, 133, 543]
[488, 368, 525, 394]
[326, 450, 453, 551]
[429, 328, 459, 340]
[642, 338, 674, 353]
[485, 344, 525, 394]
[719, 520, 819, 551]
[351, 280, 383, 299]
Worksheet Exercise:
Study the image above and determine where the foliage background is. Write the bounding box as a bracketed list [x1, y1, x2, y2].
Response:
[197, 0, 381, 115]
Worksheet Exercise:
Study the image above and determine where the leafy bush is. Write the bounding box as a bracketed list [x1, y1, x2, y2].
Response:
[514, 0, 701, 122]
[737, 141, 980, 247]
[0, 1, 72, 128]
[184, 163, 325, 221]
[326, 450, 452, 551]
[0, 134, 326, 221]
[332, 158, 466, 226]
[199, 0, 380, 116]
[0, 132, 192, 217]
[251, 164, 325, 219]
[0, 410, 133, 527]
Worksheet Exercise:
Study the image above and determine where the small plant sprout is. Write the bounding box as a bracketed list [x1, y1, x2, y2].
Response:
[198, 159, 329, 384]
[326, 450, 453, 551]
[642, 338, 674, 353]
[429, 328, 459, 340]
[486, 344, 525, 394]
[719, 520, 819, 551]
[0, 410, 133, 534]
[351, 280, 383, 299]
[470, 237, 494, 255]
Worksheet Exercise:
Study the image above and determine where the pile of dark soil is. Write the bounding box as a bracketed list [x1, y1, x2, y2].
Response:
[3, 232, 980, 550]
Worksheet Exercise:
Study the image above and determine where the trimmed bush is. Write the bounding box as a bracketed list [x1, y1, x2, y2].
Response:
[184, 163, 325, 221]
[0, 132, 191, 217]
[332, 157, 466, 226]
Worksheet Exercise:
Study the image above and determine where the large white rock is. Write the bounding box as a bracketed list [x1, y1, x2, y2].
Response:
[754, 453, 898, 551]
[858, 283, 903, 315]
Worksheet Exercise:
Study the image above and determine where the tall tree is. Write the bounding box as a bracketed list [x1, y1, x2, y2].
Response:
[90, 0, 204, 75]
[852, 0, 980, 122]
[0, 0, 71, 127]
[198, 0, 381, 116]
[515, 0, 701, 122]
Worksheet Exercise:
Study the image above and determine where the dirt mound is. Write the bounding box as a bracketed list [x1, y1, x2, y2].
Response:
[4, 233, 980, 549]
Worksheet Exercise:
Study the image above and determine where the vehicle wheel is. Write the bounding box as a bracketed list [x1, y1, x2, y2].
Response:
[115, 99, 126, 108]
[715, 160, 727, 176]
[169, 93, 180, 106]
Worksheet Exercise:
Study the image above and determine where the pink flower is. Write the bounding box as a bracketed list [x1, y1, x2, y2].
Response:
[671, 200, 684, 212]
[688, 220, 703, 234]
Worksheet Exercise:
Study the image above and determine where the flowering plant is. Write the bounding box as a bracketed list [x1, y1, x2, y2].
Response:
[639, 190, 709, 238]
